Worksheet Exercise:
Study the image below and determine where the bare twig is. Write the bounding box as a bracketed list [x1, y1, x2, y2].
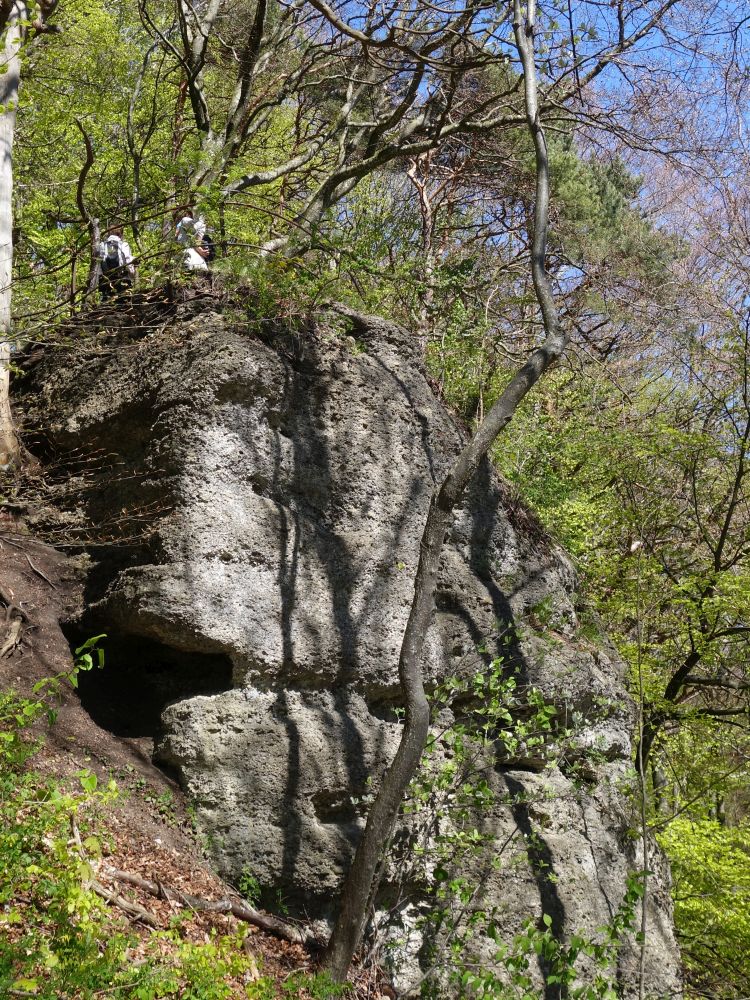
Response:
[74, 119, 101, 298]
[25, 553, 56, 588]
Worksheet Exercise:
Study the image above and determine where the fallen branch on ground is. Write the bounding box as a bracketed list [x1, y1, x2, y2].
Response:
[101, 866, 318, 946]
[25, 553, 56, 588]
[91, 880, 160, 928]
[0, 581, 32, 658]
[0, 617, 24, 658]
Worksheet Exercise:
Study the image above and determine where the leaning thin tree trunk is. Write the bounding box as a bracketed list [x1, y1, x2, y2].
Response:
[323, 0, 567, 981]
[0, 2, 24, 469]
[74, 120, 101, 299]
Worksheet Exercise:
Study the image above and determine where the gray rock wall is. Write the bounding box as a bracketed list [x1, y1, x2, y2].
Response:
[22, 299, 681, 997]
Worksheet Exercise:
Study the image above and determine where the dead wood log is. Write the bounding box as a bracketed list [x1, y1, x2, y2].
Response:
[0, 582, 30, 621]
[0, 616, 23, 658]
[102, 866, 318, 946]
[91, 880, 160, 928]
[0, 579, 32, 657]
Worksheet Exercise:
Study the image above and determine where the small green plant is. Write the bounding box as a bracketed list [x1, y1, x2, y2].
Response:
[273, 887, 290, 917]
[474, 874, 645, 999]
[140, 786, 178, 825]
[0, 686, 264, 999]
[529, 596, 556, 628]
[376, 658, 643, 998]
[32, 633, 107, 715]
[247, 976, 279, 1000]
[238, 866, 262, 907]
[282, 970, 351, 998]
[73, 633, 107, 675]
[344, 336, 366, 357]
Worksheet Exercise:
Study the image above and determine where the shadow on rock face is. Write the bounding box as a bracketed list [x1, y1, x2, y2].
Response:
[20, 303, 681, 998]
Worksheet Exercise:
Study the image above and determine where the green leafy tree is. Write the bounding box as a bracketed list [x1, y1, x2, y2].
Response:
[660, 817, 750, 998]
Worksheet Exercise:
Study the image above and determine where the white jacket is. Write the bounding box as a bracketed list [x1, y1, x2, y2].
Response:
[182, 247, 209, 272]
[175, 215, 206, 248]
[97, 235, 134, 274]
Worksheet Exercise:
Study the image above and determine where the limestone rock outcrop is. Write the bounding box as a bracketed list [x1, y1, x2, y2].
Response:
[21, 297, 681, 996]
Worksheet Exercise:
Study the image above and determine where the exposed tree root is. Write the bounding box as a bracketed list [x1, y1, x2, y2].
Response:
[25, 552, 56, 588]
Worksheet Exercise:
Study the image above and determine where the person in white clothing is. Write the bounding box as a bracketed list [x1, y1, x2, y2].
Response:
[175, 210, 209, 271]
[96, 228, 135, 300]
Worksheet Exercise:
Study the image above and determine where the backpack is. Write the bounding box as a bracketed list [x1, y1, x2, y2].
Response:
[201, 231, 216, 263]
[102, 237, 124, 271]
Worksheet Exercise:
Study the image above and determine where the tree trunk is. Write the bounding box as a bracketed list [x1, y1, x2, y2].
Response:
[323, 0, 567, 980]
[0, 2, 24, 469]
[73, 120, 101, 301]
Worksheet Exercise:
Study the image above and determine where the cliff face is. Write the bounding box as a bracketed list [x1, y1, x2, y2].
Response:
[21, 297, 681, 995]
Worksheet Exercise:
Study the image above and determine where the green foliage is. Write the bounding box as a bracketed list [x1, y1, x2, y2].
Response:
[549, 144, 673, 284]
[246, 979, 279, 1000]
[30, 633, 106, 714]
[0, 691, 123, 998]
[463, 874, 644, 1000]
[0, 688, 263, 999]
[493, 324, 750, 996]
[238, 867, 262, 907]
[72, 633, 107, 675]
[281, 971, 351, 998]
[126, 932, 256, 1000]
[659, 819, 750, 998]
[3, 3, 738, 994]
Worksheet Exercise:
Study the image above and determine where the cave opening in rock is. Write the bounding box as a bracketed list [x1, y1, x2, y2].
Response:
[62, 626, 233, 741]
